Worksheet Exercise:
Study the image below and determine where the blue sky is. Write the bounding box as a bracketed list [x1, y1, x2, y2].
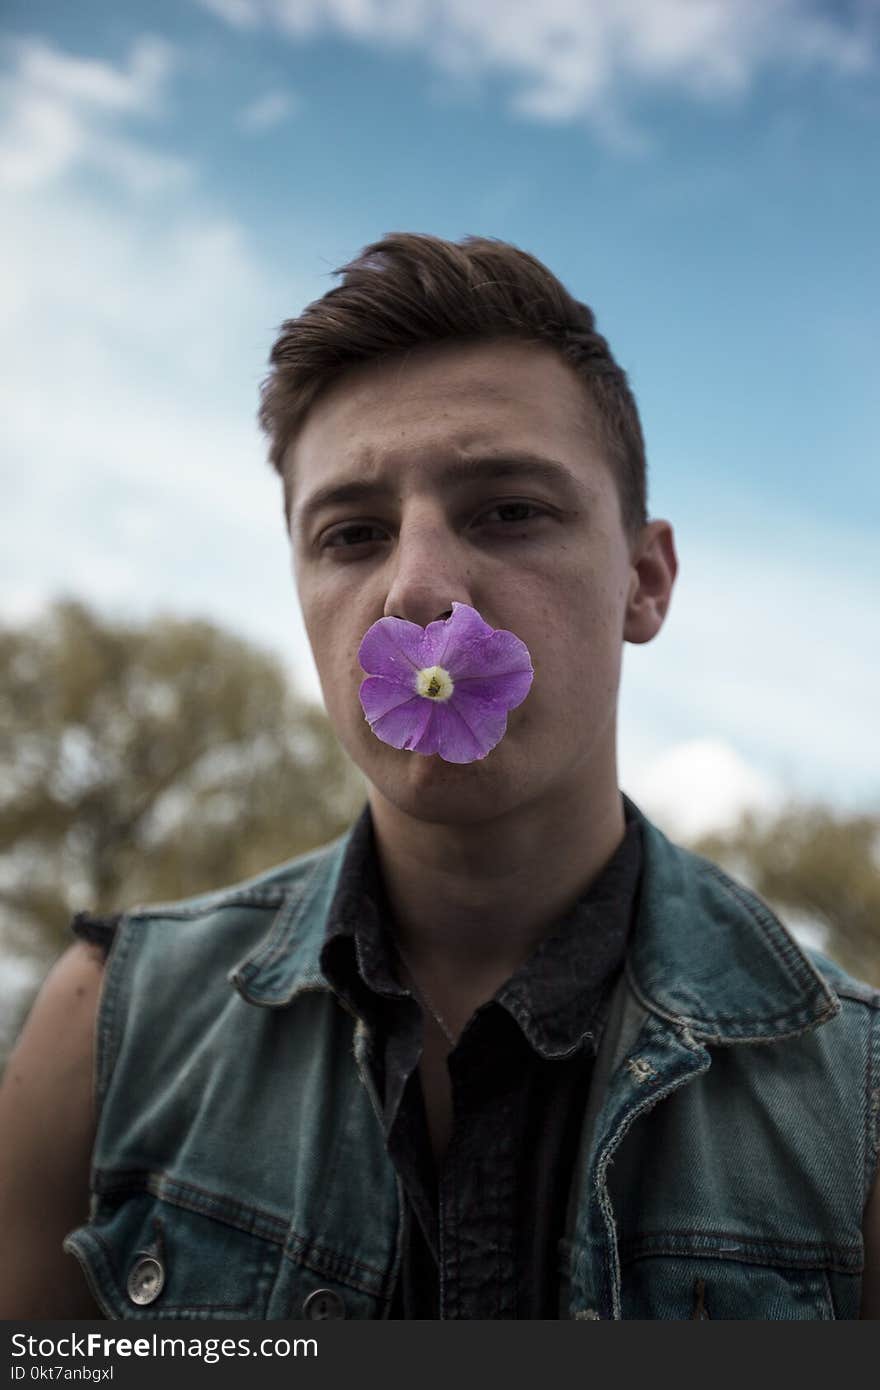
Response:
[1, 0, 878, 839]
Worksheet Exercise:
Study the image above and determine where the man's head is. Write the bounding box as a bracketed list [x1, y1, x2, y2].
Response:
[259, 235, 676, 828]
[259, 232, 647, 539]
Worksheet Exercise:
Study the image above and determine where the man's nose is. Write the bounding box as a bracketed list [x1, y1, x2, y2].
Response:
[382, 515, 473, 628]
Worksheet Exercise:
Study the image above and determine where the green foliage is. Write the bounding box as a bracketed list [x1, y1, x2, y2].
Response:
[693, 805, 880, 987]
[0, 599, 365, 988]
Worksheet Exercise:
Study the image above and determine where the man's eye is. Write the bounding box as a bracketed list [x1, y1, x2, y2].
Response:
[323, 524, 385, 548]
[479, 502, 543, 525]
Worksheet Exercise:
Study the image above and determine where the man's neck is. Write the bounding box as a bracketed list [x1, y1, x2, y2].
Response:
[366, 772, 626, 1020]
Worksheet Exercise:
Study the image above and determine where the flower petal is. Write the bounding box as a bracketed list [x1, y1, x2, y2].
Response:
[412, 701, 491, 763]
[446, 686, 511, 751]
[453, 666, 533, 711]
[358, 674, 418, 724]
[369, 695, 434, 751]
[420, 603, 495, 667]
[447, 623, 533, 684]
[358, 616, 426, 681]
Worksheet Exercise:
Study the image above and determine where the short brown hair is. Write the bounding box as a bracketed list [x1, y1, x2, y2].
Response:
[258, 232, 647, 533]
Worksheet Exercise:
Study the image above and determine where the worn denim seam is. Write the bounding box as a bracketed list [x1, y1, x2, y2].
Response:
[617, 1232, 862, 1273]
[861, 1000, 873, 1206]
[623, 956, 836, 1042]
[91, 1169, 389, 1292]
[821, 1269, 838, 1319]
[62, 1228, 118, 1319]
[283, 1237, 391, 1298]
[126, 889, 289, 921]
[595, 1048, 712, 1319]
[620, 1249, 859, 1280]
[702, 862, 830, 995]
[284, 1230, 388, 1281]
[232, 883, 315, 989]
[621, 1226, 863, 1254]
[245, 858, 326, 973]
[95, 914, 138, 1113]
[233, 846, 348, 1001]
[93, 1169, 289, 1243]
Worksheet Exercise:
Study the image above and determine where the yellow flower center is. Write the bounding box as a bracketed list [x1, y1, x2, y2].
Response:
[415, 665, 454, 701]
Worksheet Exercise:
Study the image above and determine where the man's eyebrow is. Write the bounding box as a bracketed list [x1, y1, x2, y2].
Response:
[294, 454, 581, 531]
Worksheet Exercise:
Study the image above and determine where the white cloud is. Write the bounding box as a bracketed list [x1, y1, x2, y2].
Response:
[0, 33, 188, 193]
[10, 32, 172, 113]
[618, 511, 879, 818]
[622, 736, 784, 841]
[0, 178, 319, 687]
[194, 0, 876, 134]
[238, 88, 298, 131]
[0, 36, 320, 697]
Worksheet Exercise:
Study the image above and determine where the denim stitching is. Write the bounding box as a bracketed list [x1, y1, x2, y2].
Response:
[594, 1045, 712, 1318]
[91, 1173, 389, 1295]
[94, 1170, 289, 1242]
[127, 888, 288, 920]
[865, 1001, 880, 1202]
[618, 1233, 862, 1272]
[703, 862, 835, 998]
[284, 1254, 389, 1303]
[284, 1230, 389, 1282]
[95, 915, 137, 1111]
[243, 860, 325, 973]
[624, 955, 836, 1041]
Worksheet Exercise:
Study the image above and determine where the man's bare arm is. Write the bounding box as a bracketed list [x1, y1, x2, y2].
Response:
[0, 942, 105, 1317]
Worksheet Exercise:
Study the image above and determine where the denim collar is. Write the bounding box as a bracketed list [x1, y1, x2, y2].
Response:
[232, 797, 839, 1045]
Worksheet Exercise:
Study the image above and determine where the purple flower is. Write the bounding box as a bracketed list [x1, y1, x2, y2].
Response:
[357, 602, 534, 764]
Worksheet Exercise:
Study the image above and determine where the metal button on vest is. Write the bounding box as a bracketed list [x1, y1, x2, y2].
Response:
[127, 1255, 165, 1306]
[302, 1288, 345, 1320]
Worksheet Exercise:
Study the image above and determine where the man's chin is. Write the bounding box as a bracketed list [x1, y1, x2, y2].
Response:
[364, 741, 520, 826]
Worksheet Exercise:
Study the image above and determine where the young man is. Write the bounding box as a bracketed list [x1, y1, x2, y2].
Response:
[1, 234, 878, 1319]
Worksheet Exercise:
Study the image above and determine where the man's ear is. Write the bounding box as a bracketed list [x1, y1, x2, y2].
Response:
[623, 519, 678, 645]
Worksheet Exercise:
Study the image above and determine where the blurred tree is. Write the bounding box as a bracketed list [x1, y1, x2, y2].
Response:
[693, 805, 880, 987]
[0, 599, 365, 1031]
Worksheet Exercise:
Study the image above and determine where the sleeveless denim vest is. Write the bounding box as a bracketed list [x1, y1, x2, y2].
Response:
[64, 804, 880, 1319]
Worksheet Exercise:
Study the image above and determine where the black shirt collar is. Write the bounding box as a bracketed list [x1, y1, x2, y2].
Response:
[321, 801, 642, 1063]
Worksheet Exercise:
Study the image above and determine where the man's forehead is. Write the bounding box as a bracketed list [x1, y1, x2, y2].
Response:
[290, 350, 600, 482]
[298, 336, 594, 437]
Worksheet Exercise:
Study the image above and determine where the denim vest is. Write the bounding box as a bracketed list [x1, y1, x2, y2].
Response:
[65, 804, 880, 1319]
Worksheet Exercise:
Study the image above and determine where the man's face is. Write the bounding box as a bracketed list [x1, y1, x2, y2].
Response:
[288, 338, 656, 827]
